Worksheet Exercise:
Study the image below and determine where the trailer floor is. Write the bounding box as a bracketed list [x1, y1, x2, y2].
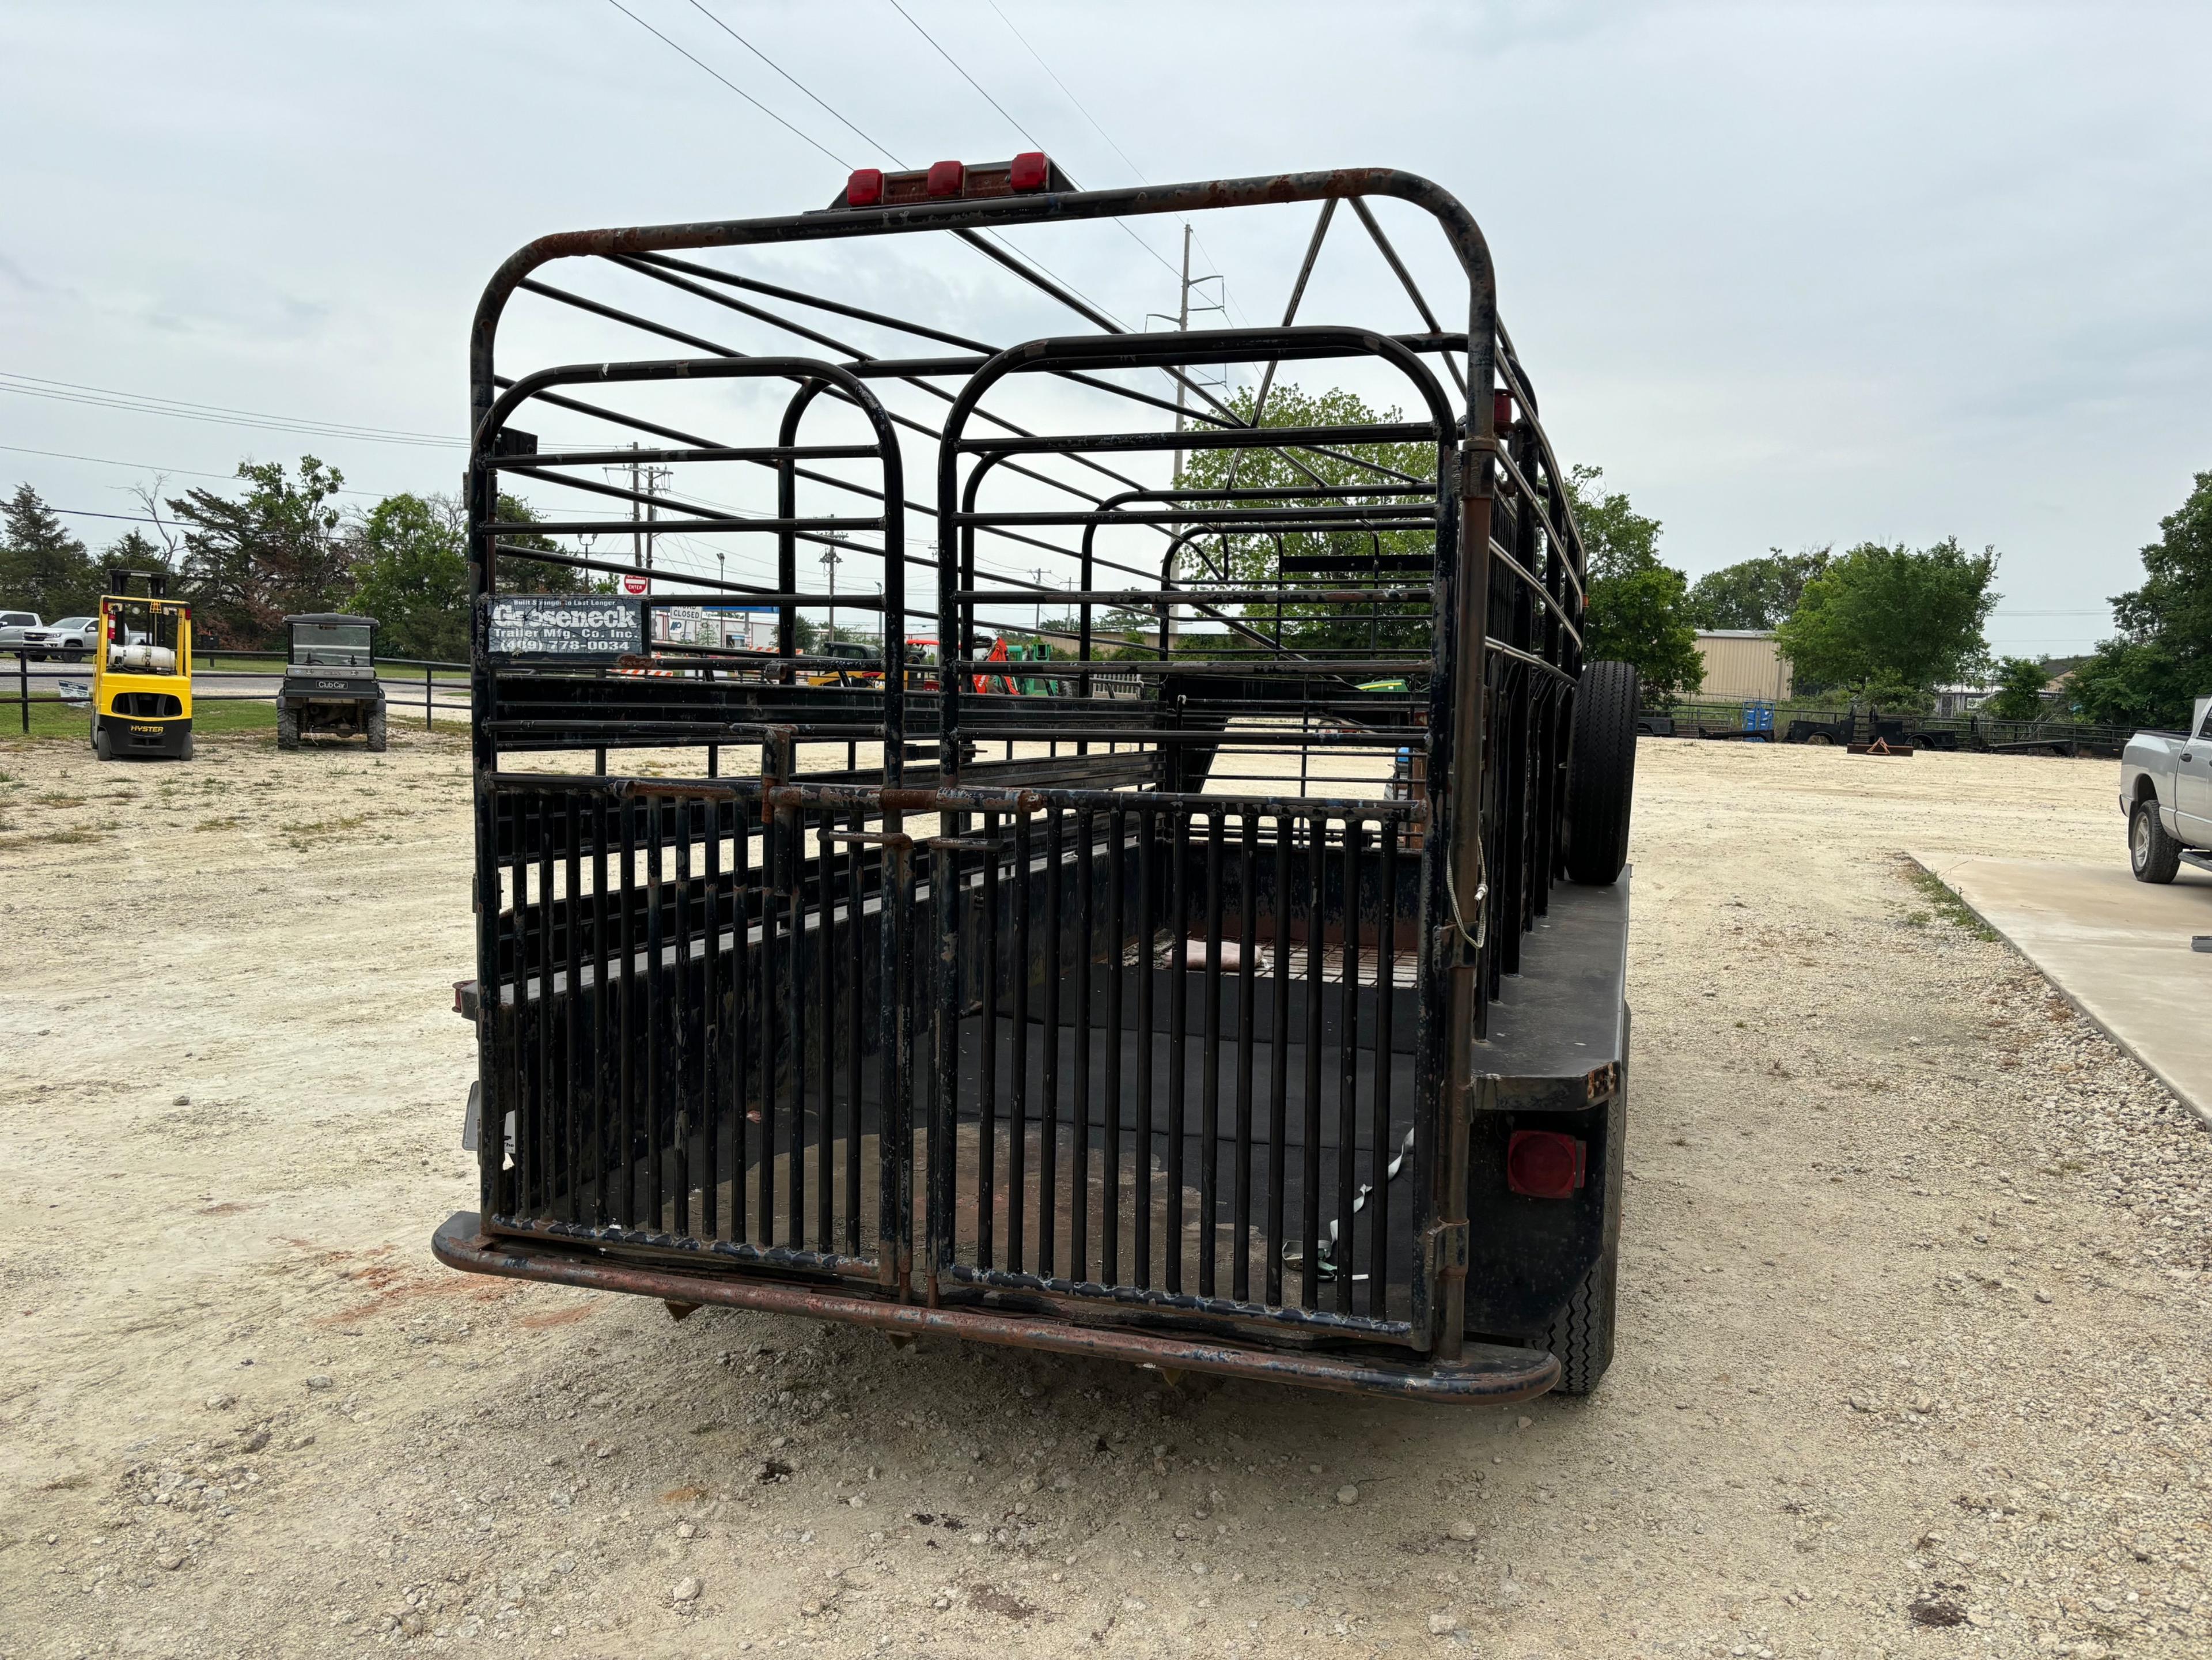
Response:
[2, 731, 2207, 1657]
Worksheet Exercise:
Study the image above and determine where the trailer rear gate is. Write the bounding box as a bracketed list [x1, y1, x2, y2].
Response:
[437, 162, 1630, 1403]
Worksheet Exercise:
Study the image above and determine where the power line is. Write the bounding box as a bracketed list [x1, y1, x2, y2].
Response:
[600, 0, 1134, 329]
[683, 1, 906, 164]
[0, 372, 462, 448]
[0, 441, 389, 497]
[601, 0, 851, 169]
[884, 0, 1046, 151]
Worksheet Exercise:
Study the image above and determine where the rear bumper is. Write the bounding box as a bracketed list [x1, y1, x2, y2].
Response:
[434, 1211, 1560, 1404]
[96, 711, 191, 757]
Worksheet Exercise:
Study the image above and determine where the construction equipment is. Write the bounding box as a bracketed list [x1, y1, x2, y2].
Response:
[89, 568, 192, 762]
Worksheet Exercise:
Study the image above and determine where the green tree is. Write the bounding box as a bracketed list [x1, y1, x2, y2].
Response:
[1565, 463, 1662, 581]
[168, 456, 352, 647]
[0, 484, 103, 618]
[1560, 464, 1703, 701]
[1583, 565, 1706, 702]
[1175, 383, 1437, 654]
[1982, 655, 2051, 722]
[1687, 547, 1831, 630]
[2065, 471, 2212, 731]
[349, 492, 468, 660]
[1774, 538, 1998, 706]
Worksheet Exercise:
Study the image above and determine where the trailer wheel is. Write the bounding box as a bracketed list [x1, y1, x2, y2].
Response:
[365, 705, 388, 753]
[2130, 797, 2181, 884]
[1542, 1005, 1628, 1395]
[1564, 660, 1639, 884]
[276, 708, 301, 751]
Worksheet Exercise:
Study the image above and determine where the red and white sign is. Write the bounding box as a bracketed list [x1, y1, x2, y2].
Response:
[620, 570, 649, 596]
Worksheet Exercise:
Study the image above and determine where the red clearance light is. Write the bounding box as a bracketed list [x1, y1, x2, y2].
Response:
[846, 168, 884, 208]
[1505, 1130, 1585, 1200]
[926, 159, 965, 199]
[1493, 390, 1513, 430]
[1009, 150, 1049, 192]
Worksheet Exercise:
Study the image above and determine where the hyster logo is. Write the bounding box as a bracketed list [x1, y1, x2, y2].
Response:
[131, 724, 161, 733]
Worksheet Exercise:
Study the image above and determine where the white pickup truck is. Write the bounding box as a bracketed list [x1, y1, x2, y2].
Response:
[2120, 695, 2212, 882]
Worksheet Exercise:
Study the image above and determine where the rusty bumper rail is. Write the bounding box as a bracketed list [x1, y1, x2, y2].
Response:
[434, 1213, 1558, 1405]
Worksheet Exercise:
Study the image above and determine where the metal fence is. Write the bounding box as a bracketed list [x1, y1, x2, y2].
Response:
[6, 648, 471, 736]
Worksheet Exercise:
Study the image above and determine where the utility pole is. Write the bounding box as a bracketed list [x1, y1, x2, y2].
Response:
[821, 541, 842, 644]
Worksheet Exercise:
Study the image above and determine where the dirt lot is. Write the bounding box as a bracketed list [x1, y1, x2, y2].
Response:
[2, 731, 2207, 1659]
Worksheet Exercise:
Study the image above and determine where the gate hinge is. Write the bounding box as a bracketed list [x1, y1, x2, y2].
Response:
[1455, 441, 1496, 502]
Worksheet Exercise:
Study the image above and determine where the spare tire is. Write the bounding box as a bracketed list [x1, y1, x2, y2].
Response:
[1565, 660, 1639, 885]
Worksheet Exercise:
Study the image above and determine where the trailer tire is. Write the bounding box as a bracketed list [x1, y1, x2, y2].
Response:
[1565, 660, 1639, 884]
[2130, 797, 2181, 884]
[276, 708, 301, 751]
[366, 705, 388, 753]
[1541, 1003, 1627, 1396]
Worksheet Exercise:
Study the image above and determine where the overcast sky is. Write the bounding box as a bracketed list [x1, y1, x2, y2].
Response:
[4, 1, 2207, 657]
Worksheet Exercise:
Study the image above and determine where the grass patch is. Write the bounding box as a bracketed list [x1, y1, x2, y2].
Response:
[1903, 865, 1998, 940]
[282, 812, 370, 843]
[9, 698, 280, 741]
[0, 826, 106, 850]
[36, 793, 86, 808]
[195, 816, 244, 833]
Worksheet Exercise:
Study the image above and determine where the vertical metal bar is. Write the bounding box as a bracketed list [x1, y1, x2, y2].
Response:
[880, 827, 912, 1289]
[786, 799, 806, 1251]
[591, 795, 612, 1227]
[528, 795, 548, 1216]
[929, 839, 960, 1294]
[1199, 811, 1225, 1300]
[1039, 807, 1062, 1280]
[1070, 807, 1093, 1283]
[1336, 818, 1361, 1316]
[565, 796, 582, 1224]
[616, 797, 639, 1229]
[758, 798, 780, 1246]
[645, 795, 666, 1233]
[1265, 812, 1290, 1307]
[703, 793, 721, 1242]
[978, 813, 999, 1270]
[672, 792, 695, 1238]
[1133, 806, 1156, 1289]
[1009, 810, 1032, 1275]
[733, 810, 752, 1245]
[1103, 804, 1126, 1283]
[1372, 818, 1398, 1321]
[424, 661, 432, 731]
[1165, 810, 1191, 1296]
[1301, 814, 1325, 1310]
[817, 807, 836, 1251]
[1233, 814, 1257, 1304]
[844, 806, 864, 1259]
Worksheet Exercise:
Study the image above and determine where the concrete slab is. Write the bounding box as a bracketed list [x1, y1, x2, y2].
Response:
[1912, 851, 2212, 1128]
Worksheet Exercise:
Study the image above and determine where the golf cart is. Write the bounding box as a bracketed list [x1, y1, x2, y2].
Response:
[276, 613, 387, 751]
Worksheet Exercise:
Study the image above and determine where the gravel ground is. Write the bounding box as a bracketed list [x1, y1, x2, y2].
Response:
[0, 731, 2206, 1659]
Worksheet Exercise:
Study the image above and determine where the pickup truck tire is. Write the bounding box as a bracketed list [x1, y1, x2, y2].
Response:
[2130, 797, 2181, 884]
[1565, 660, 1639, 885]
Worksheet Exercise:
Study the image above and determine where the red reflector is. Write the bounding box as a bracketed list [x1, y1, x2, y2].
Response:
[1493, 390, 1514, 430]
[1009, 150, 1049, 192]
[1505, 1130, 1585, 1199]
[926, 159, 965, 198]
[846, 168, 884, 207]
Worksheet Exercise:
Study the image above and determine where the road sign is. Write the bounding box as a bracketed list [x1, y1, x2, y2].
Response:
[621, 570, 649, 596]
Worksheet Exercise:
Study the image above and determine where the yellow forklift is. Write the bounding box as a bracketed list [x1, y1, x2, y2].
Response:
[90, 568, 193, 761]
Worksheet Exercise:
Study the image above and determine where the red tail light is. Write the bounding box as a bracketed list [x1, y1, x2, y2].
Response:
[846, 168, 884, 207]
[926, 159, 965, 198]
[1505, 1130, 1585, 1199]
[1009, 150, 1048, 192]
[1493, 390, 1514, 430]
